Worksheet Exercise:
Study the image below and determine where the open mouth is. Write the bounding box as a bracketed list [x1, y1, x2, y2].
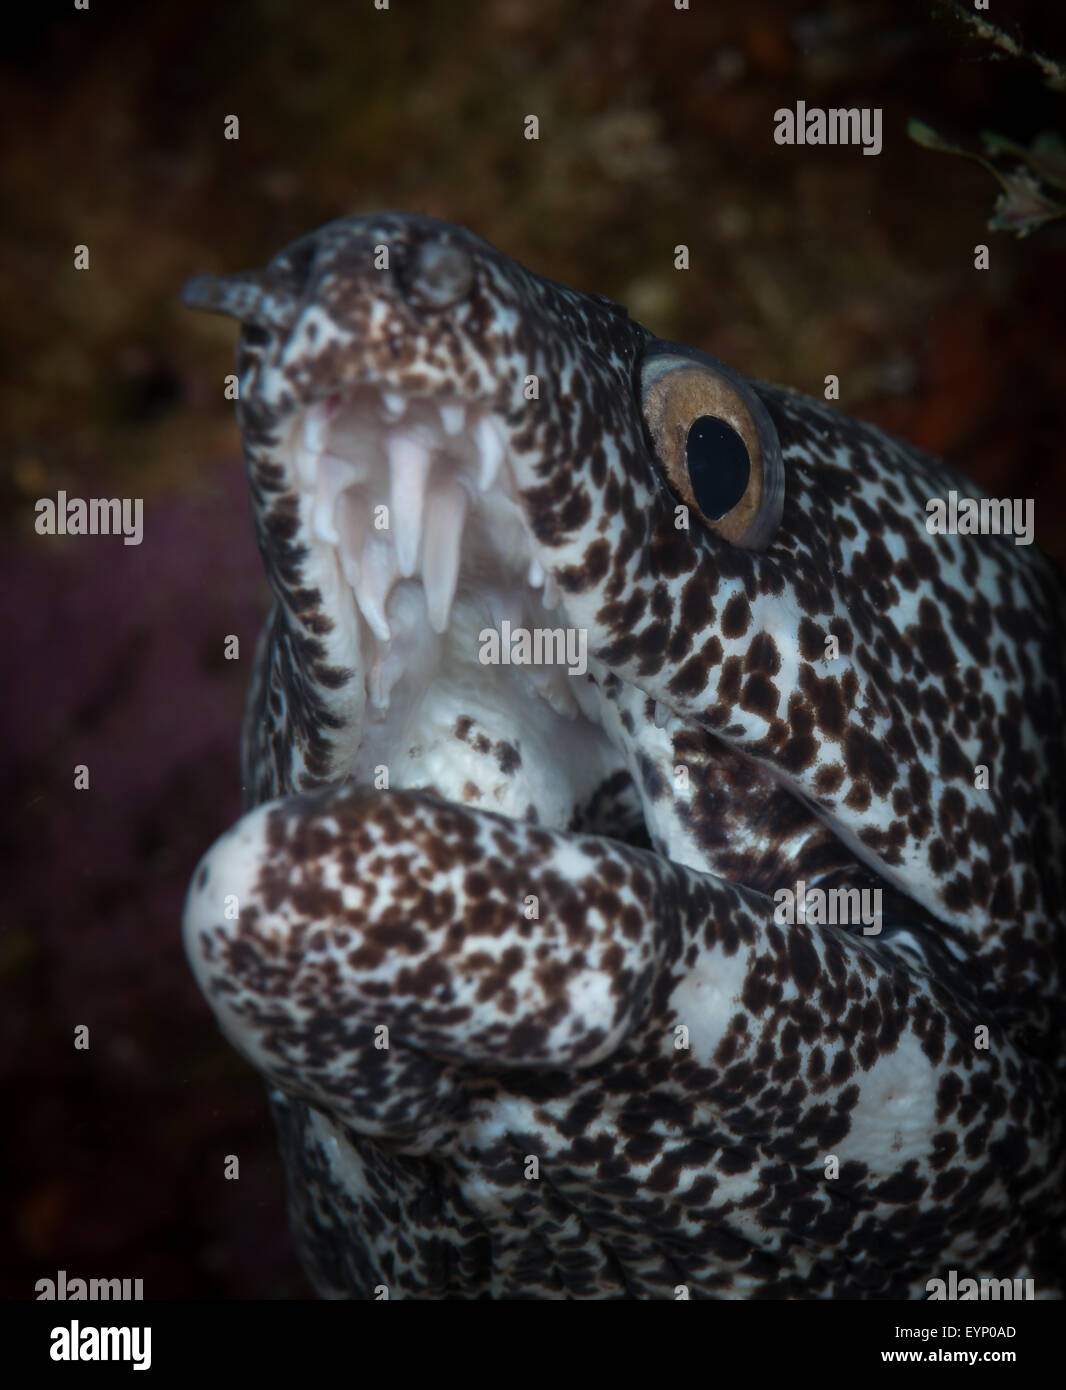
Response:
[281, 384, 635, 833]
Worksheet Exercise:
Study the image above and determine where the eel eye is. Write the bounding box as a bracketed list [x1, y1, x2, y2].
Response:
[400, 240, 475, 310]
[640, 348, 784, 549]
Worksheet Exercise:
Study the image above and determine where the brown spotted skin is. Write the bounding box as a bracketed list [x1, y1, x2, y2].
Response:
[183, 213, 1066, 1298]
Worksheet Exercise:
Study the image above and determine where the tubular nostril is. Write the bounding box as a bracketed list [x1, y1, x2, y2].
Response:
[401, 240, 475, 310]
[181, 269, 298, 332]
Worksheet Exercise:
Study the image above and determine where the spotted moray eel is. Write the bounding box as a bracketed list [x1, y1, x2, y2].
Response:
[182, 213, 1066, 1299]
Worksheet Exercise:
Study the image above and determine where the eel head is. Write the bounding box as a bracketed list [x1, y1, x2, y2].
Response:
[183, 214, 1066, 1298]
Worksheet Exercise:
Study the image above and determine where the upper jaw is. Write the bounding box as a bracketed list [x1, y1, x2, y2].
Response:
[282, 380, 561, 647]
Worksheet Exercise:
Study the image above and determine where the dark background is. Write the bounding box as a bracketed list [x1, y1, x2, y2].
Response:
[3, 0, 1065, 1298]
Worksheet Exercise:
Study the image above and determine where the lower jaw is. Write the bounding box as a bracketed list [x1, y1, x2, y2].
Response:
[186, 774, 1044, 1298]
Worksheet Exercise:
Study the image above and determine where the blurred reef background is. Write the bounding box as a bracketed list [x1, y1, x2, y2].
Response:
[2, 0, 1065, 1297]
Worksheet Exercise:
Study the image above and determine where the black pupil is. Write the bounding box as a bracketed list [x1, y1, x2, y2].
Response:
[685, 416, 750, 520]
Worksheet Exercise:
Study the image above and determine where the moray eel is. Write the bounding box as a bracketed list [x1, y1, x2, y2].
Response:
[182, 213, 1066, 1299]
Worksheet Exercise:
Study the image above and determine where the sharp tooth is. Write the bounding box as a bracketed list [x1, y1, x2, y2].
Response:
[293, 427, 316, 488]
[352, 534, 396, 642]
[654, 701, 671, 730]
[523, 665, 579, 719]
[422, 479, 468, 634]
[528, 556, 545, 589]
[367, 583, 435, 709]
[303, 402, 332, 454]
[382, 391, 407, 418]
[337, 488, 370, 556]
[387, 434, 432, 577]
[339, 546, 362, 594]
[368, 649, 394, 709]
[489, 592, 526, 637]
[324, 451, 369, 483]
[296, 447, 318, 488]
[475, 415, 505, 491]
[312, 455, 367, 545]
[547, 684, 580, 719]
[440, 403, 465, 436]
[312, 497, 340, 545]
